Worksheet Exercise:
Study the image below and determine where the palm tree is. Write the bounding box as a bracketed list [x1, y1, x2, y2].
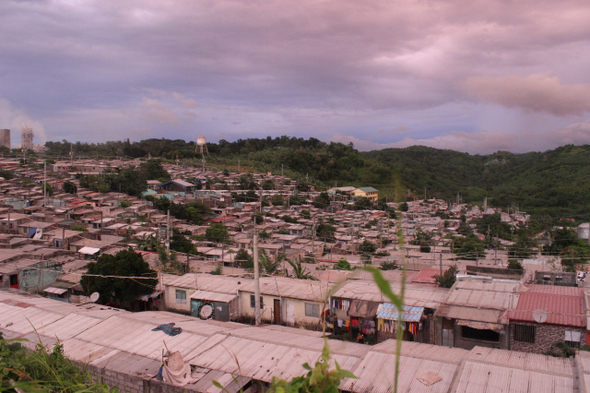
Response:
[287, 259, 316, 280]
[259, 250, 285, 275]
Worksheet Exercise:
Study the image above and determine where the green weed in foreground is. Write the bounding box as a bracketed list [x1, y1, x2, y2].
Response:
[0, 334, 116, 392]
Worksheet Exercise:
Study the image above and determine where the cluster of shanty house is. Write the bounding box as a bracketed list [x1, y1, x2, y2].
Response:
[0, 290, 586, 393]
[0, 156, 589, 391]
[161, 271, 590, 356]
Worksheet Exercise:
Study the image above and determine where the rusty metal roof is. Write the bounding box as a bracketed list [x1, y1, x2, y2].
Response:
[525, 285, 584, 296]
[507, 286, 585, 327]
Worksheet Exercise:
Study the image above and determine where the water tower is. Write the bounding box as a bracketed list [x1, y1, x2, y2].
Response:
[196, 135, 208, 172]
[21, 124, 33, 150]
[0, 129, 10, 149]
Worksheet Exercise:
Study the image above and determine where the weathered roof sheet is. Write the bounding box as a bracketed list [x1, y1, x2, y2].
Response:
[190, 290, 238, 303]
[442, 278, 521, 310]
[333, 280, 448, 309]
[506, 288, 585, 327]
[453, 346, 575, 393]
[436, 304, 504, 324]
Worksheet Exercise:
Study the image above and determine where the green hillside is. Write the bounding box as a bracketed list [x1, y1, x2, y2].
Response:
[44, 138, 590, 220]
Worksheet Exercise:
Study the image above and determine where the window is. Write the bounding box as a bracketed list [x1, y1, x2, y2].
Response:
[461, 326, 500, 342]
[565, 330, 582, 349]
[305, 303, 320, 318]
[513, 324, 535, 343]
[250, 295, 264, 308]
[175, 290, 187, 304]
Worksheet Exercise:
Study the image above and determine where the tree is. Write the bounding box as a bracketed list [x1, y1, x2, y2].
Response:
[81, 248, 157, 307]
[359, 240, 377, 254]
[262, 179, 275, 190]
[316, 222, 336, 242]
[235, 249, 253, 269]
[258, 229, 271, 239]
[259, 251, 285, 275]
[270, 194, 284, 206]
[313, 192, 331, 209]
[354, 197, 372, 210]
[171, 229, 196, 254]
[508, 260, 523, 270]
[287, 259, 315, 280]
[205, 223, 230, 244]
[335, 258, 351, 270]
[433, 265, 458, 288]
[380, 261, 398, 270]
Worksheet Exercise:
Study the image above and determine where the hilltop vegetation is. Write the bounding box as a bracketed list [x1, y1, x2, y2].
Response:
[44, 138, 590, 221]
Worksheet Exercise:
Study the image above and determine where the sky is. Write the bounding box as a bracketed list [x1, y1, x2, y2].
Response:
[2, 0, 590, 154]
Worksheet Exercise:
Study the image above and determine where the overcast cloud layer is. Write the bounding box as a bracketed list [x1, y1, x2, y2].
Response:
[2, 0, 590, 154]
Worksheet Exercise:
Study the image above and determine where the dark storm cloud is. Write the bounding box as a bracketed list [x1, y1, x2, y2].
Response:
[2, 0, 590, 152]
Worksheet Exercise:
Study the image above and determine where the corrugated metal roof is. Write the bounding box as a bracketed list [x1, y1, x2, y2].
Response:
[465, 346, 574, 376]
[372, 341, 469, 365]
[44, 287, 67, 295]
[190, 290, 238, 303]
[506, 290, 585, 327]
[340, 350, 458, 393]
[411, 268, 439, 284]
[163, 273, 250, 295]
[376, 304, 424, 322]
[239, 276, 330, 302]
[525, 285, 584, 296]
[435, 305, 504, 324]
[0, 291, 582, 393]
[333, 280, 448, 309]
[454, 361, 573, 393]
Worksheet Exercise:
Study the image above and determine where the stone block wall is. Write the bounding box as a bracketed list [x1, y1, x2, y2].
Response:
[509, 322, 586, 354]
[82, 362, 201, 393]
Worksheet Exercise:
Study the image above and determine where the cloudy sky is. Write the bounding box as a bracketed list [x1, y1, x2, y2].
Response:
[2, 0, 590, 154]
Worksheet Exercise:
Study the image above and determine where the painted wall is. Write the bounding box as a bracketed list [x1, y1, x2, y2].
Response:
[20, 262, 63, 292]
[239, 292, 279, 323]
[164, 285, 195, 314]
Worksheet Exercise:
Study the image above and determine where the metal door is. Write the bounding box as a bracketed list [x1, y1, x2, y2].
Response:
[286, 300, 295, 326]
[274, 299, 281, 324]
[191, 299, 201, 318]
[214, 302, 230, 321]
[442, 328, 454, 347]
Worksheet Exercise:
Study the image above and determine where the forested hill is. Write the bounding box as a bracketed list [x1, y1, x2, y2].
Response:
[44, 138, 590, 220]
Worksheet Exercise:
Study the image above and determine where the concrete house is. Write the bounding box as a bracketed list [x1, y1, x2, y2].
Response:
[238, 276, 329, 327]
[351, 187, 379, 202]
[507, 285, 586, 353]
[434, 277, 522, 350]
[163, 273, 247, 321]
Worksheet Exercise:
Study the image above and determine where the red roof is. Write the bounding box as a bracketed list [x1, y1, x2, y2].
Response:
[525, 285, 583, 296]
[507, 285, 585, 327]
[411, 268, 440, 285]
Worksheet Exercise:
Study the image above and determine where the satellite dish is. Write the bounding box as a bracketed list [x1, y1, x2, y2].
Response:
[89, 292, 100, 303]
[199, 303, 214, 320]
[532, 309, 547, 323]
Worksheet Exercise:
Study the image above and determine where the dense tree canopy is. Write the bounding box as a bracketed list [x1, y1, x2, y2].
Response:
[81, 248, 157, 307]
[44, 137, 590, 221]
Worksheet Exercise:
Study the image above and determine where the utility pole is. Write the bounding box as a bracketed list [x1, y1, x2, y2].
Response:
[166, 209, 170, 253]
[312, 215, 316, 255]
[440, 253, 443, 277]
[238, 159, 240, 172]
[253, 232, 260, 325]
[281, 163, 283, 177]
[43, 160, 47, 207]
